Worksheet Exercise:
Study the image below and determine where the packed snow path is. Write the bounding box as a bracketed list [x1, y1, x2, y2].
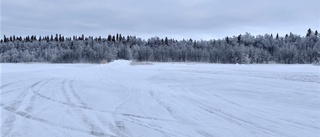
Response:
[1, 61, 319, 137]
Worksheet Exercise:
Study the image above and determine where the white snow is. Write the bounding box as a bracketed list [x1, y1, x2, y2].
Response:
[1, 61, 320, 137]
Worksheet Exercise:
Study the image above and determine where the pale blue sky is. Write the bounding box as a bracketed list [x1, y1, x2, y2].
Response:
[1, 0, 319, 40]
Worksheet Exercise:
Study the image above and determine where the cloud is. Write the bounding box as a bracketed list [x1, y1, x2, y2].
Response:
[1, 0, 319, 40]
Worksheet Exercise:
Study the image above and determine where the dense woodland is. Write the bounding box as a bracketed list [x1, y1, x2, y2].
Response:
[0, 29, 319, 64]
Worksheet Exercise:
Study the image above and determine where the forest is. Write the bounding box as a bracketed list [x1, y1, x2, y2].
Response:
[0, 29, 319, 64]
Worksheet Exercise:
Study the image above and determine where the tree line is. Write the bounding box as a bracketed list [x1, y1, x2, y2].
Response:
[0, 29, 319, 64]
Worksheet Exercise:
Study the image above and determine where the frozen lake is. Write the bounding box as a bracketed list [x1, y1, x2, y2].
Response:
[1, 61, 319, 137]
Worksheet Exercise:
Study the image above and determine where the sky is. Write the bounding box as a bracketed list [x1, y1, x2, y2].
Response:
[1, 0, 319, 40]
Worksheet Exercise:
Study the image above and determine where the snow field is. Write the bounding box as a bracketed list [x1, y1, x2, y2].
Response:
[1, 61, 319, 137]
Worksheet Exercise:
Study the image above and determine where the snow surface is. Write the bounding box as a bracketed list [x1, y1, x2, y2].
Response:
[1, 61, 320, 137]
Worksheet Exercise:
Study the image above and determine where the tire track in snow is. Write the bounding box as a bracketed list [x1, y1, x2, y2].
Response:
[279, 118, 320, 130]
[61, 79, 73, 105]
[31, 79, 91, 110]
[95, 114, 121, 137]
[0, 87, 30, 95]
[112, 86, 132, 137]
[1, 105, 115, 137]
[114, 88, 176, 137]
[124, 117, 178, 137]
[207, 93, 286, 128]
[0, 80, 38, 95]
[181, 69, 320, 83]
[1, 113, 16, 137]
[187, 98, 287, 137]
[195, 130, 214, 137]
[121, 113, 178, 123]
[148, 90, 179, 122]
[1, 79, 115, 137]
[0, 80, 24, 90]
[3, 81, 43, 112]
[69, 79, 89, 108]
[182, 86, 287, 130]
[34, 91, 113, 113]
[123, 113, 188, 137]
[112, 86, 178, 137]
[0, 80, 46, 137]
[60, 79, 110, 137]
[146, 90, 191, 137]
[25, 80, 52, 113]
[33, 85, 114, 114]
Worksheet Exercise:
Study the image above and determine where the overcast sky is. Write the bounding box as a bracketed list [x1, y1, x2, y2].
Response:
[1, 0, 319, 40]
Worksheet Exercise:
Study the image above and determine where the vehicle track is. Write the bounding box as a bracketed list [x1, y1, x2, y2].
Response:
[189, 98, 286, 136]
[181, 69, 320, 83]
[69, 78, 89, 108]
[1, 78, 117, 137]
[1, 105, 113, 137]
[148, 90, 180, 122]
[60, 78, 111, 137]
[0, 80, 24, 89]
[112, 86, 132, 137]
[1, 86, 30, 95]
[124, 117, 178, 137]
[2, 81, 43, 112]
[1, 80, 48, 136]
[25, 80, 52, 113]
[1, 113, 16, 137]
